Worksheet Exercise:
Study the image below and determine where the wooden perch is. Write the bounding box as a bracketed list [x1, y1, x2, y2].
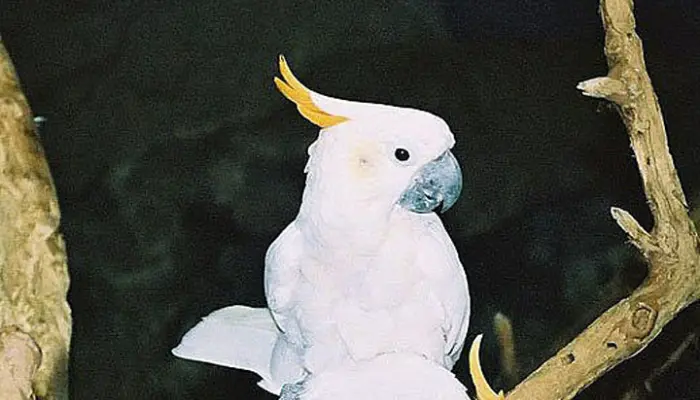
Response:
[503, 1, 700, 399]
[0, 40, 71, 399]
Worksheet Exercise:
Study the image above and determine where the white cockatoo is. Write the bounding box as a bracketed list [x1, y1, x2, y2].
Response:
[173, 56, 502, 400]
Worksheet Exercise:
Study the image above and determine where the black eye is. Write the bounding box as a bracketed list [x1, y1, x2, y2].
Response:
[394, 148, 410, 162]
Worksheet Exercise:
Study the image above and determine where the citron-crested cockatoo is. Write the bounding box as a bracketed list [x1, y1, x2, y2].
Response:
[173, 56, 503, 400]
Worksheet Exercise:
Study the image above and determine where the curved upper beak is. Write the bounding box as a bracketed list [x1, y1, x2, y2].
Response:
[398, 150, 462, 214]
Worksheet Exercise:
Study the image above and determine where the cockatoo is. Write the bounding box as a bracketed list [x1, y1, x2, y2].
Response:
[173, 56, 502, 399]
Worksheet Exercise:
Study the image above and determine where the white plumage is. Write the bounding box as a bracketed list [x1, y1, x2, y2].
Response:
[283, 353, 470, 400]
[173, 56, 471, 399]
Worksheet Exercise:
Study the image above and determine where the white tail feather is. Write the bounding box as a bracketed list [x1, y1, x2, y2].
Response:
[172, 306, 279, 385]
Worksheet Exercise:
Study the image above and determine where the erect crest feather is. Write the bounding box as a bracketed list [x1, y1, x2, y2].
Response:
[274, 55, 349, 128]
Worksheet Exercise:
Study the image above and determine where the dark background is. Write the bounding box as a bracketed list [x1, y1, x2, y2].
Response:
[2, 1, 700, 399]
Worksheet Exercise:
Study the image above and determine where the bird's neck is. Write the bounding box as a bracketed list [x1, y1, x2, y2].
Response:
[296, 178, 399, 254]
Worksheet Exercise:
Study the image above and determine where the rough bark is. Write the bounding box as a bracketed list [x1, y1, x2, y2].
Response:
[503, 1, 700, 399]
[0, 40, 71, 399]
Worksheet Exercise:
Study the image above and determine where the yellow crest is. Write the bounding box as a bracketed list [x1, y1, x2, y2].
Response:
[274, 55, 348, 128]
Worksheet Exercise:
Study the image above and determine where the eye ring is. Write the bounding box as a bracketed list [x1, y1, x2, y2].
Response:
[394, 148, 410, 162]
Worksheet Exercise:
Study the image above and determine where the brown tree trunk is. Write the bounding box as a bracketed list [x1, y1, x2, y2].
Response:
[0, 40, 71, 400]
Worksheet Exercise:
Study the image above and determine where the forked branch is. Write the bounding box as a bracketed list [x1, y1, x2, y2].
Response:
[503, 1, 700, 399]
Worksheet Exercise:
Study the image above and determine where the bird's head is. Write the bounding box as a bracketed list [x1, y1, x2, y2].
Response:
[274, 56, 462, 215]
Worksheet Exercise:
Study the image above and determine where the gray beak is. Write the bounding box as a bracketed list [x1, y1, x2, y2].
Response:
[398, 150, 462, 213]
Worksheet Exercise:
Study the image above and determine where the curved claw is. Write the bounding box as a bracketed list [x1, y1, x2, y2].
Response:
[469, 334, 505, 400]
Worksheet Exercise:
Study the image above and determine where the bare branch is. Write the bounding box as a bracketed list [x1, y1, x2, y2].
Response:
[0, 327, 41, 400]
[493, 312, 520, 388]
[502, 1, 700, 399]
[610, 207, 657, 254]
[0, 40, 71, 399]
[643, 332, 697, 393]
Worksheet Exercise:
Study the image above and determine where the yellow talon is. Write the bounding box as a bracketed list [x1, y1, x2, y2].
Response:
[469, 334, 505, 400]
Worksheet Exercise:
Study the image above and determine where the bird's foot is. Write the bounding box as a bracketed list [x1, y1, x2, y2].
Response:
[279, 382, 305, 400]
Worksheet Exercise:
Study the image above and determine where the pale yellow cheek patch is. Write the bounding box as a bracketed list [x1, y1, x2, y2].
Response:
[274, 55, 348, 128]
[349, 142, 376, 179]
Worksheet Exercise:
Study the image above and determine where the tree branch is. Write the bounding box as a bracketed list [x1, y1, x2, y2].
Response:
[0, 40, 71, 400]
[503, 1, 700, 399]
